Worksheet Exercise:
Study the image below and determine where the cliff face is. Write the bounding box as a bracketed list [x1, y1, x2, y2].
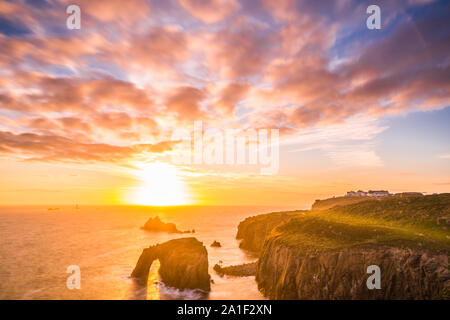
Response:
[236, 211, 301, 253]
[131, 237, 211, 291]
[257, 237, 450, 299]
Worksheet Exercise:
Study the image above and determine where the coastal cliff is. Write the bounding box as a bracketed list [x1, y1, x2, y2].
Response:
[256, 216, 450, 299]
[236, 211, 302, 252]
[131, 237, 211, 291]
[238, 194, 450, 299]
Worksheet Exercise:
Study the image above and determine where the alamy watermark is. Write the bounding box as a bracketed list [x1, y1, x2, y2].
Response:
[66, 4, 381, 31]
[66, 5, 81, 30]
[366, 265, 381, 289]
[170, 121, 279, 175]
[66, 265, 81, 290]
[367, 5, 381, 30]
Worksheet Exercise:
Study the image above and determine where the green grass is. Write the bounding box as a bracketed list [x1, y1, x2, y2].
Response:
[267, 193, 450, 252]
[319, 194, 450, 242]
[311, 196, 371, 210]
[270, 215, 449, 251]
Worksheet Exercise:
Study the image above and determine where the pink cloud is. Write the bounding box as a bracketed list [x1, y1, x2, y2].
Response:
[178, 0, 239, 24]
[0, 131, 179, 163]
[0, 0, 448, 167]
[0, 72, 154, 114]
[215, 83, 251, 114]
[60, 0, 151, 25]
[166, 86, 207, 120]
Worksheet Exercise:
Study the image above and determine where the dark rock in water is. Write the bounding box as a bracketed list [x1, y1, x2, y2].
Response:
[210, 240, 221, 247]
[213, 262, 256, 277]
[141, 216, 189, 234]
[131, 237, 211, 291]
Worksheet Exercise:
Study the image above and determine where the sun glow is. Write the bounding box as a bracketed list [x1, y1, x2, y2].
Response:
[130, 163, 191, 206]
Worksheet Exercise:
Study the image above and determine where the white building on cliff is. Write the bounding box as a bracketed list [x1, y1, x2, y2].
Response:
[346, 190, 390, 197]
[346, 190, 367, 197]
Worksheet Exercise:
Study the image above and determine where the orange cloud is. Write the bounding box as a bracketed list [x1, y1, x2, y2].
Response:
[60, 0, 151, 25]
[0, 72, 154, 114]
[178, 0, 239, 24]
[215, 82, 251, 114]
[166, 86, 207, 120]
[0, 131, 179, 163]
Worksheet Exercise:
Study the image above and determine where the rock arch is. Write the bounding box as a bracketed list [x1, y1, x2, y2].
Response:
[131, 237, 211, 291]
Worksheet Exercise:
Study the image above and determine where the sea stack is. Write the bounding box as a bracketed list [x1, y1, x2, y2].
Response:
[141, 216, 189, 234]
[131, 237, 211, 291]
[210, 240, 221, 247]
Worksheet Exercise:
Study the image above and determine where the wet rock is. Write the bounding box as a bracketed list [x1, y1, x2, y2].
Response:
[213, 262, 256, 277]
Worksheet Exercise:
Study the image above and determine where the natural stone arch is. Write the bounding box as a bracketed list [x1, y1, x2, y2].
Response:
[131, 237, 211, 291]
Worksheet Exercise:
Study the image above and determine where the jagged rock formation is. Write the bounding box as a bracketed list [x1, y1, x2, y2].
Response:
[213, 262, 256, 277]
[131, 237, 211, 291]
[211, 240, 221, 247]
[141, 216, 191, 234]
[236, 211, 302, 253]
[257, 235, 450, 299]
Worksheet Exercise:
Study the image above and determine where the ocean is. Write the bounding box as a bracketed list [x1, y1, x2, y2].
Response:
[0, 205, 296, 300]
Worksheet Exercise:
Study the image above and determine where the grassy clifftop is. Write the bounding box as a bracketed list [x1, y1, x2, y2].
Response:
[271, 194, 450, 251]
[321, 194, 450, 225]
[270, 213, 449, 252]
[317, 193, 450, 245]
[239, 193, 450, 253]
[311, 196, 370, 210]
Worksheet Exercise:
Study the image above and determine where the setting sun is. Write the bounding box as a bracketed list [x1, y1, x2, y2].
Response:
[130, 163, 191, 206]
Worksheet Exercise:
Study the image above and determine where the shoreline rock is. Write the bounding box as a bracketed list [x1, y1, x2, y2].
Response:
[131, 237, 211, 291]
[213, 262, 256, 277]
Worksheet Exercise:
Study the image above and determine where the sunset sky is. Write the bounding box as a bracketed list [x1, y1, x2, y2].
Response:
[0, 0, 449, 207]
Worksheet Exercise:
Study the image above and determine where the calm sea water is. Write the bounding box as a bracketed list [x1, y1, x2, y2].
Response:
[0, 205, 296, 300]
